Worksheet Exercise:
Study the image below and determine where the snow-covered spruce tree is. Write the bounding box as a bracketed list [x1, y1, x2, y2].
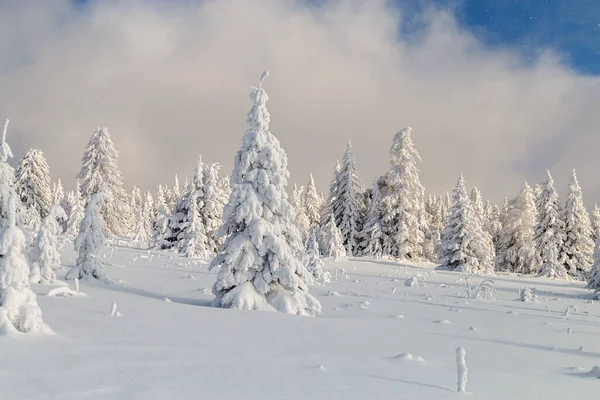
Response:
[303, 174, 321, 229]
[304, 227, 330, 283]
[165, 185, 191, 250]
[65, 194, 109, 282]
[439, 175, 494, 274]
[209, 72, 320, 315]
[332, 142, 363, 256]
[380, 127, 426, 261]
[77, 127, 128, 236]
[0, 190, 51, 333]
[292, 184, 310, 240]
[587, 235, 600, 297]
[52, 179, 64, 206]
[0, 119, 25, 231]
[322, 214, 347, 260]
[15, 148, 52, 223]
[320, 160, 341, 230]
[131, 199, 150, 248]
[561, 170, 594, 280]
[358, 179, 385, 258]
[495, 183, 538, 274]
[128, 186, 142, 233]
[31, 205, 68, 284]
[198, 162, 226, 255]
[534, 170, 567, 279]
[470, 188, 485, 225]
[151, 189, 171, 250]
[179, 191, 209, 259]
[592, 204, 600, 241]
[173, 174, 181, 204]
[66, 180, 84, 237]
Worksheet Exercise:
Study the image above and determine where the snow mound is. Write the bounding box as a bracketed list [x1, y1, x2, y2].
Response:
[436, 319, 452, 324]
[391, 353, 426, 362]
[468, 326, 479, 332]
[183, 274, 196, 280]
[590, 366, 600, 379]
[326, 291, 341, 297]
[507, 310, 519, 315]
[316, 365, 326, 371]
[359, 301, 370, 310]
[392, 314, 405, 319]
[46, 287, 87, 298]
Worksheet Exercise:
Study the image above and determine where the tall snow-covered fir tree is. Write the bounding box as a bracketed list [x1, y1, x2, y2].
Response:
[151, 186, 171, 250]
[77, 127, 128, 236]
[30, 205, 68, 284]
[380, 127, 426, 261]
[66, 180, 84, 237]
[495, 183, 538, 274]
[534, 171, 567, 279]
[15, 148, 52, 224]
[320, 160, 341, 229]
[331, 142, 363, 255]
[66, 194, 109, 282]
[439, 175, 494, 274]
[197, 162, 226, 256]
[592, 204, 600, 241]
[179, 191, 209, 259]
[0, 189, 51, 334]
[358, 179, 385, 258]
[132, 193, 151, 248]
[0, 119, 25, 231]
[52, 179, 64, 206]
[587, 235, 600, 297]
[292, 184, 310, 240]
[303, 174, 321, 230]
[209, 72, 320, 316]
[561, 170, 594, 280]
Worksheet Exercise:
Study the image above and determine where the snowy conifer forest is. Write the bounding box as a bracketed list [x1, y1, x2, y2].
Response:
[1, 73, 600, 399]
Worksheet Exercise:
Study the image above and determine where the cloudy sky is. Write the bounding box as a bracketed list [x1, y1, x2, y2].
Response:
[2, 0, 600, 205]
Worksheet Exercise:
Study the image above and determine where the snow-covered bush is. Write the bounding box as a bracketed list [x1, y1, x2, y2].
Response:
[456, 347, 468, 392]
[405, 274, 425, 287]
[518, 286, 537, 302]
[322, 215, 347, 260]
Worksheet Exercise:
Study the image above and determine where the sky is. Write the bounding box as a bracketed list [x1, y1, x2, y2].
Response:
[2, 0, 600, 206]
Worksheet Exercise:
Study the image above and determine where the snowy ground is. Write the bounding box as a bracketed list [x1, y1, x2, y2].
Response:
[4, 241, 600, 400]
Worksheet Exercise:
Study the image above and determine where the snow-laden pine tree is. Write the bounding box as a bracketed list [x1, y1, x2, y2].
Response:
[561, 170, 594, 280]
[592, 204, 600, 242]
[66, 180, 84, 237]
[303, 227, 330, 283]
[358, 179, 385, 258]
[198, 162, 226, 255]
[15, 149, 52, 223]
[470, 188, 485, 225]
[534, 171, 567, 279]
[65, 194, 109, 282]
[209, 72, 320, 315]
[132, 197, 150, 248]
[320, 161, 341, 229]
[303, 174, 321, 229]
[77, 127, 128, 236]
[439, 175, 494, 274]
[52, 179, 64, 206]
[0, 120, 25, 231]
[31, 205, 68, 284]
[587, 235, 600, 297]
[173, 175, 181, 204]
[322, 214, 347, 260]
[165, 185, 191, 250]
[495, 183, 538, 274]
[380, 127, 426, 261]
[0, 189, 50, 333]
[129, 186, 142, 232]
[151, 188, 171, 250]
[179, 191, 209, 259]
[292, 184, 310, 240]
[332, 142, 363, 255]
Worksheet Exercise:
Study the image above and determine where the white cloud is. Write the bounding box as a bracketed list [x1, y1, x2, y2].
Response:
[2, 0, 599, 204]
